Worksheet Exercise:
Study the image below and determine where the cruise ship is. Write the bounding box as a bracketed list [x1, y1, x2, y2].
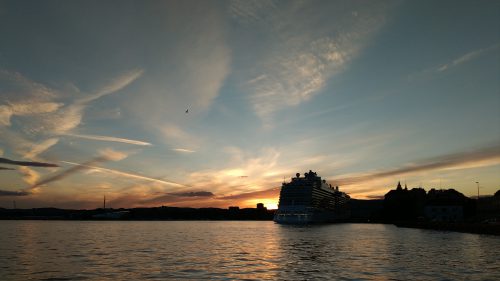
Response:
[274, 170, 350, 224]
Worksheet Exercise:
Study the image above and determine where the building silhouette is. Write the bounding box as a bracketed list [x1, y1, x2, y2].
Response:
[383, 182, 475, 222]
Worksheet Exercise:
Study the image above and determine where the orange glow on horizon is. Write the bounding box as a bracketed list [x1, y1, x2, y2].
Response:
[243, 198, 279, 210]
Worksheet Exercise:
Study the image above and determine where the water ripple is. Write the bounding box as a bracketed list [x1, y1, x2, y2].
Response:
[0, 221, 499, 280]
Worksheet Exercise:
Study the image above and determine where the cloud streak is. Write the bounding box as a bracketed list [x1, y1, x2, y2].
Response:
[31, 157, 108, 189]
[0, 189, 30, 196]
[217, 187, 280, 201]
[79, 69, 144, 104]
[0, 167, 15, 170]
[437, 43, 500, 72]
[331, 144, 500, 186]
[64, 133, 152, 146]
[172, 148, 195, 153]
[61, 161, 187, 188]
[170, 191, 214, 197]
[29, 150, 132, 189]
[0, 157, 59, 167]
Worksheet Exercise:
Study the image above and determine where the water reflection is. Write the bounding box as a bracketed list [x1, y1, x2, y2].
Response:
[0, 221, 498, 280]
[274, 223, 500, 280]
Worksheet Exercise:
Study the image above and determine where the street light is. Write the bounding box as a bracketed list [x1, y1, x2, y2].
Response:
[475, 181, 480, 200]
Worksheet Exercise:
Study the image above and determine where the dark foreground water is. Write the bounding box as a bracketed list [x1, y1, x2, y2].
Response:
[0, 221, 499, 280]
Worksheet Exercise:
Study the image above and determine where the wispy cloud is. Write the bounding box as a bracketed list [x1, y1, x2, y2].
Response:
[0, 128, 56, 161]
[64, 133, 152, 146]
[0, 128, 33, 159]
[0, 102, 63, 126]
[0, 69, 57, 99]
[98, 148, 130, 161]
[187, 147, 284, 195]
[160, 124, 200, 151]
[247, 38, 350, 126]
[18, 166, 40, 186]
[0, 69, 61, 128]
[229, 0, 277, 25]
[124, 3, 231, 144]
[214, 186, 281, 209]
[232, 1, 390, 127]
[161, 124, 191, 141]
[0, 69, 145, 160]
[437, 43, 500, 72]
[32, 69, 144, 136]
[23, 138, 59, 160]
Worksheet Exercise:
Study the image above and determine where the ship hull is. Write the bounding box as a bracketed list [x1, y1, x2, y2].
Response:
[274, 171, 351, 224]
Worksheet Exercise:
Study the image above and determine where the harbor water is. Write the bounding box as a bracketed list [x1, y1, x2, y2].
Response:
[0, 221, 499, 280]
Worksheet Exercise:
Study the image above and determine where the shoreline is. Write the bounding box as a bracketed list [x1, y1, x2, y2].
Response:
[395, 221, 500, 236]
[2, 217, 499, 236]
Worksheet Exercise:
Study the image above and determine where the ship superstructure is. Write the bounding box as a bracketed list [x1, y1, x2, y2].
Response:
[274, 170, 350, 223]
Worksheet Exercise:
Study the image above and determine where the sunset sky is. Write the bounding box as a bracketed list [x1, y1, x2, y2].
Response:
[0, 0, 499, 209]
